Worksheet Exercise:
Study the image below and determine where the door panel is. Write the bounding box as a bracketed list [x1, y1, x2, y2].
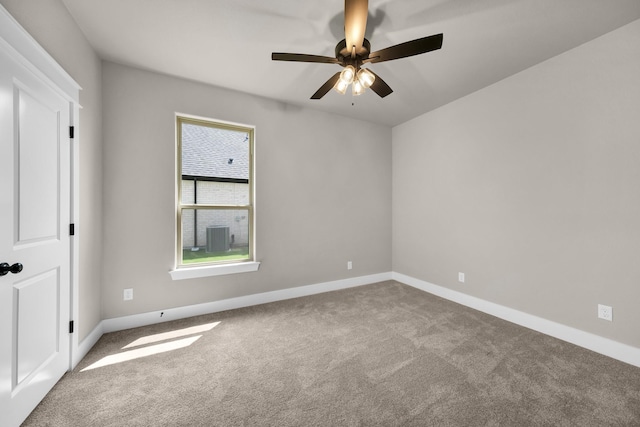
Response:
[15, 269, 60, 386]
[0, 40, 71, 427]
[16, 85, 60, 243]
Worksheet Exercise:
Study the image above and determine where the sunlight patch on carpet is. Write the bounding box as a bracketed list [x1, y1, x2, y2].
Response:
[122, 322, 220, 349]
[81, 336, 202, 371]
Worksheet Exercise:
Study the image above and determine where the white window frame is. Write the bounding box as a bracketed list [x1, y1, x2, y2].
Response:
[170, 114, 259, 280]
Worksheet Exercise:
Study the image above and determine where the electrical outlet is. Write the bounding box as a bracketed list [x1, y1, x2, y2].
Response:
[347, 261, 353, 270]
[458, 272, 465, 283]
[598, 304, 612, 321]
[123, 288, 133, 301]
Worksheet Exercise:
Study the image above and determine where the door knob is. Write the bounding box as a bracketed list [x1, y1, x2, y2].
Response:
[0, 262, 23, 276]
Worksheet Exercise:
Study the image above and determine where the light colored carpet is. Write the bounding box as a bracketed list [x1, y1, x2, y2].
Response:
[23, 281, 640, 426]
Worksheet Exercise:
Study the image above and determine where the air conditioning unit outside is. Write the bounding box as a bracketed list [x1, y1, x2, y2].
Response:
[206, 226, 230, 252]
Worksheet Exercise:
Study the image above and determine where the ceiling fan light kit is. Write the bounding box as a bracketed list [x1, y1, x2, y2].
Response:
[272, 0, 443, 100]
[333, 64, 372, 96]
[357, 68, 375, 88]
[339, 65, 356, 85]
[351, 78, 364, 96]
[334, 78, 350, 95]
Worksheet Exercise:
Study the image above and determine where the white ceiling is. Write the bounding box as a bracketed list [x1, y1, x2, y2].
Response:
[61, 0, 640, 127]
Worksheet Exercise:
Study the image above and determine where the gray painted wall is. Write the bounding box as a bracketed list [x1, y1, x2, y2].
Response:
[101, 62, 392, 319]
[393, 20, 640, 348]
[1, 0, 103, 341]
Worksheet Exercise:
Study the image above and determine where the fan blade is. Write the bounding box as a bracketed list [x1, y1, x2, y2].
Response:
[311, 72, 341, 100]
[367, 33, 443, 63]
[272, 53, 339, 64]
[368, 71, 393, 98]
[344, 0, 369, 55]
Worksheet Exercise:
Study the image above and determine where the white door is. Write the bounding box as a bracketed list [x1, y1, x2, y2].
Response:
[0, 40, 72, 426]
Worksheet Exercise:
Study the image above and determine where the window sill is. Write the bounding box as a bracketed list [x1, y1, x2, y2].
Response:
[169, 261, 260, 280]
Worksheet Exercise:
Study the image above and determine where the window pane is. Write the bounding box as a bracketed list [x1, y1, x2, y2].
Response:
[181, 123, 249, 206]
[181, 179, 195, 204]
[181, 208, 250, 264]
[195, 180, 249, 205]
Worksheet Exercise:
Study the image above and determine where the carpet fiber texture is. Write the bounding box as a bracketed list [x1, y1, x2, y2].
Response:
[23, 281, 640, 426]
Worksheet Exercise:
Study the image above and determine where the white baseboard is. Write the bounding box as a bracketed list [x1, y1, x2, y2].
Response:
[393, 272, 640, 368]
[71, 321, 104, 369]
[102, 272, 393, 333]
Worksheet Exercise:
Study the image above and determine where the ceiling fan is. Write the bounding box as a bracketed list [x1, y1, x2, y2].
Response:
[272, 0, 443, 99]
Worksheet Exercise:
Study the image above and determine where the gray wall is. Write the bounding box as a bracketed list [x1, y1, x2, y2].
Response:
[102, 62, 392, 319]
[1, 0, 103, 341]
[393, 20, 640, 348]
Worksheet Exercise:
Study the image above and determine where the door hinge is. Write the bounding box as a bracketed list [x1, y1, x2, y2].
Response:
[69, 126, 75, 139]
[70, 223, 75, 236]
[69, 320, 74, 334]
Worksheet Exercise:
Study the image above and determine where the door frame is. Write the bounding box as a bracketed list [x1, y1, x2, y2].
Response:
[0, 5, 81, 371]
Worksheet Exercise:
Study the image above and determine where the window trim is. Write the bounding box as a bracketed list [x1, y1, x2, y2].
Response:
[170, 261, 260, 280]
[172, 114, 257, 278]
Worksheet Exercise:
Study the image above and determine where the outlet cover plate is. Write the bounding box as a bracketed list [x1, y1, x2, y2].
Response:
[458, 272, 465, 283]
[124, 288, 134, 301]
[597, 304, 612, 321]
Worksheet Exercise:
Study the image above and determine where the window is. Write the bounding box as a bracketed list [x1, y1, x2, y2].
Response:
[174, 115, 255, 274]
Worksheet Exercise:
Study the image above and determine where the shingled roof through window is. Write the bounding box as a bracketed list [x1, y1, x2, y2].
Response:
[181, 123, 249, 180]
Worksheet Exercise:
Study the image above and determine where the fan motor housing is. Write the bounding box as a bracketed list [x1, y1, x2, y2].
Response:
[335, 38, 371, 66]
